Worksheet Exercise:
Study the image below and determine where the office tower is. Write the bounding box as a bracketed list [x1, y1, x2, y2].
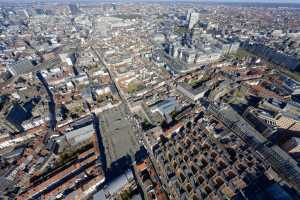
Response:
[186, 9, 193, 22]
[188, 12, 199, 30]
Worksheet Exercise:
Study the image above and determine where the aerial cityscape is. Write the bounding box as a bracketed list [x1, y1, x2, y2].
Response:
[0, 0, 300, 199]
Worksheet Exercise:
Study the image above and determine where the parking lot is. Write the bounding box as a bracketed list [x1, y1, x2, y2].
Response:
[99, 103, 140, 168]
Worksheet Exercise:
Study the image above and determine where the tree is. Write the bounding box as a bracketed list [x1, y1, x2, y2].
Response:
[127, 81, 144, 93]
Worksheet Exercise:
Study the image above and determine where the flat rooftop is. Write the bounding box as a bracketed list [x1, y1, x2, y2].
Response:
[99, 103, 139, 168]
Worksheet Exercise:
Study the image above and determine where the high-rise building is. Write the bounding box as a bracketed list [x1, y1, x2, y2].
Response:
[168, 43, 174, 56]
[186, 9, 193, 21]
[112, 3, 117, 11]
[169, 43, 180, 58]
[173, 45, 180, 58]
[188, 12, 199, 30]
[69, 4, 81, 15]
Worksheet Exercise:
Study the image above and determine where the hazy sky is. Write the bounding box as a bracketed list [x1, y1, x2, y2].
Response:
[0, 0, 300, 3]
[206, 0, 300, 2]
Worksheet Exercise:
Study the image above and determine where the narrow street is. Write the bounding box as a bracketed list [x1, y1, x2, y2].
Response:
[36, 71, 56, 131]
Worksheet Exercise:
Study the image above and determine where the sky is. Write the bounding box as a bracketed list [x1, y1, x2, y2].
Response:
[0, 0, 300, 3]
[206, 0, 300, 3]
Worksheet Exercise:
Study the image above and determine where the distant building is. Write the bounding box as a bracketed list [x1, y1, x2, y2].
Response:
[258, 98, 285, 113]
[169, 43, 180, 58]
[41, 53, 62, 69]
[81, 86, 94, 104]
[64, 124, 95, 146]
[152, 33, 166, 44]
[93, 169, 135, 200]
[177, 82, 209, 101]
[7, 60, 35, 76]
[284, 101, 300, 116]
[21, 116, 49, 131]
[69, 4, 81, 15]
[186, 9, 193, 22]
[282, 137, 300, 155]
[222, 42, 240, 55]
[94, 85, 113, 97]
[73, 73, 89, 85]
[0, 177, 15, 199]
[188, 12, 199, 30]
[59, 53, 76, 66]
[182, 49, 196, 64]
[150, 97, 179, 117]
[243, 107, 276, 138]
[240, 42, 300, 72]
[151, 118, 271, 200]
[5, 104, 31, 132]
[17, 146, 105, 200]
[275, 112, 300, 132]
[209, 104, 300, 191]
[69, 115, 93, 129]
